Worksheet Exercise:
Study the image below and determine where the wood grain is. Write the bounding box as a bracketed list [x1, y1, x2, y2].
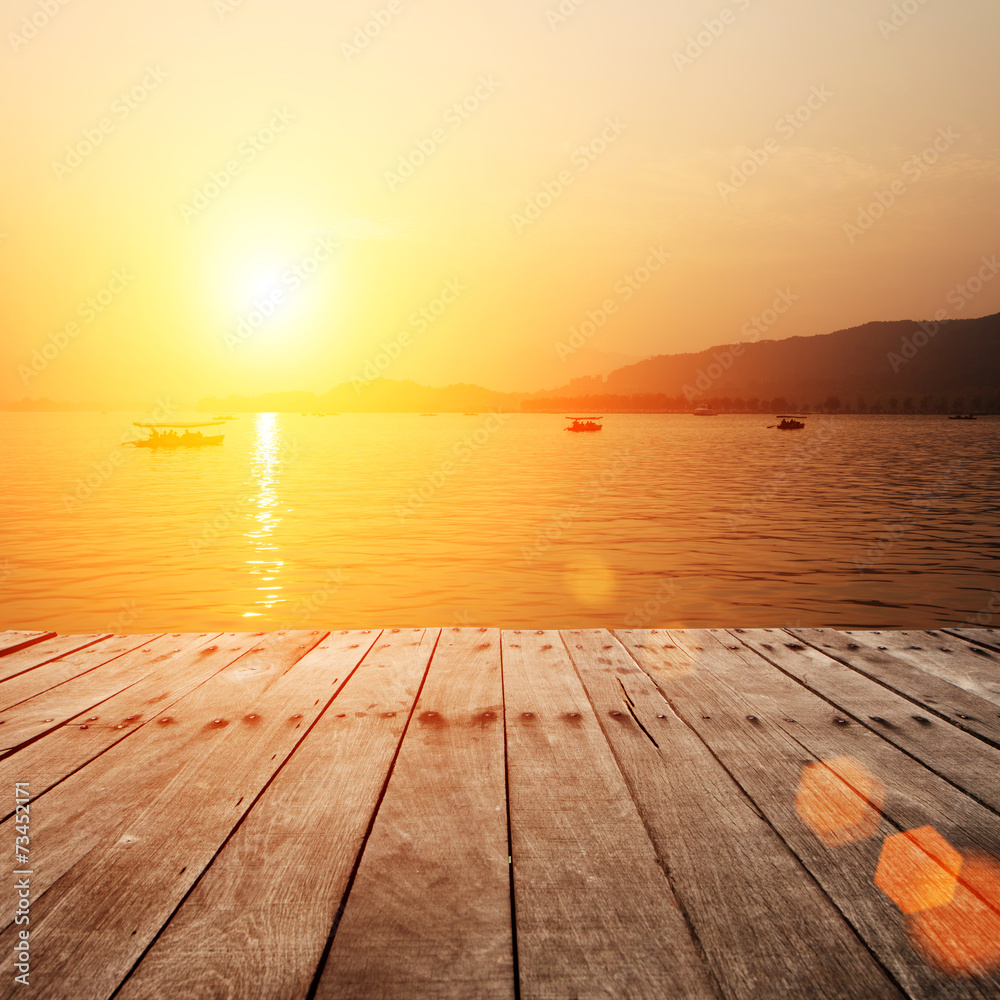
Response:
[0, 630, 369, 1000]
[790, 627, 1000, 747]
[0, 633, 163, 715]
[0, 633, 110, 683]
[941, 627, 1000, 652]
[0, 632, 218, 752]
[0, 630, 327, 926]
[849, 629, 1000, 709]
[568, 628, 903, 1000]
[618, 627, 1000, 1000]
[117, 629, 434, 1000]
[733, 629, 1000, 814]
[505, 629, 719, 1000]
[0, 631, 55, 657]
[315, 628, 514, 1000]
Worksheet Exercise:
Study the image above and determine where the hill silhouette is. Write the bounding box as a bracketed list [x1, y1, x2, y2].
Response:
[527, 311, 1000, 412]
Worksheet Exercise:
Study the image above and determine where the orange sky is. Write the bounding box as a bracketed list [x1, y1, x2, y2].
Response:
[1, 0, 998, 400]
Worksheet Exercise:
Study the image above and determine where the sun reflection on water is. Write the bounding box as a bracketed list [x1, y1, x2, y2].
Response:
[243, 413, 284, 617]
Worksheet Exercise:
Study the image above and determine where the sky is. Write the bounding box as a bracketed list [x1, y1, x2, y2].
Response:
[1, 0, 998, 401]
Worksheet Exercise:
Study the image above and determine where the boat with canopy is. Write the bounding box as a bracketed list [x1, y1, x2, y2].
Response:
[129, 421, 225, 448]
[565, 416, 603, 433]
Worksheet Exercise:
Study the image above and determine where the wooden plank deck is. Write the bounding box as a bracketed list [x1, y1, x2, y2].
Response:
[0, 627, 998, 999]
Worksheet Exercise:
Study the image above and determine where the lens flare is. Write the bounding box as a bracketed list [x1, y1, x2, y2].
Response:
[875, 826, 962, 915]
[795, 755, 885, 848]
[908, 852, 1000, 977]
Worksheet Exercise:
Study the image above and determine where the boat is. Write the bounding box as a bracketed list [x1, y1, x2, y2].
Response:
[948, 414, 977, 421]
[129, 421, 225, 448]
[774, 415, 805, 431]
[212, 414, 236, 421]
[693, 404, 717, 416]
[565, 416, 603, 433]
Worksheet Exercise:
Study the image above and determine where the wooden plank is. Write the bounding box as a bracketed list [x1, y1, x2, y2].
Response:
[0, 630, 56, 657]
[0, 629, 379, 1000]
[0, 633, 261, 804]
[790, 628, 1000, 748]
[315, 628, 514, 1000]
[0, 633, 163, 714]
[0, 633, 111, 683]
[848, 629, 1000, 709]
[566, 628, 905, 1000]
[0, 630, 329, 919]
[116, 628, 437, 1000]
[941, 627, 1000, 652]
[617, 628, 1000, 1000]
[733, 629, 1000, 815]
[0, 632, 218, 753]
[503, 629, 718, 1000]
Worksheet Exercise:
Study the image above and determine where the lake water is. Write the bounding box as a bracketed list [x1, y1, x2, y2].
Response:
[0, 411, 996, 634]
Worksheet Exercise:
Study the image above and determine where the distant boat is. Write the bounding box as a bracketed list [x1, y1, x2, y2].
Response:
[948, 414, 977, 421]
[565, 416, 603, 433]
[693, 404, 717, 416]
[129, 421, 224, 448]
[419, 412, 437, 416]
[463, 412, 477, 416]
[773, 415, 805, 431]
[212, 414, 236, 421]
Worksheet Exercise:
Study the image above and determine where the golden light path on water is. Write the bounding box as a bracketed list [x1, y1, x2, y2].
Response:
[244, 413, 283, 618]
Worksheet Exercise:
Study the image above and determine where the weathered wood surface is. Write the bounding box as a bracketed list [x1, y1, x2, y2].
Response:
[0, 626, 997, 1000]
[316, 628, 513, 1000]
[0, 631, 55, 657]
[505, 629, 718, 1000]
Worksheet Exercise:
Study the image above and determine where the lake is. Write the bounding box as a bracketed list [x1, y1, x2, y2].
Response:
[0, 411, 996, 634]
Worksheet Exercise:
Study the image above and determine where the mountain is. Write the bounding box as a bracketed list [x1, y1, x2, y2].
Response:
[529, 312, 1000, 410]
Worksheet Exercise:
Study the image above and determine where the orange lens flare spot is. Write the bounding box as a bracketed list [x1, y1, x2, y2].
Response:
[795, 755, 885, 847]
[875, 826, 962, 915]
[909, 853, 1000, 978]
